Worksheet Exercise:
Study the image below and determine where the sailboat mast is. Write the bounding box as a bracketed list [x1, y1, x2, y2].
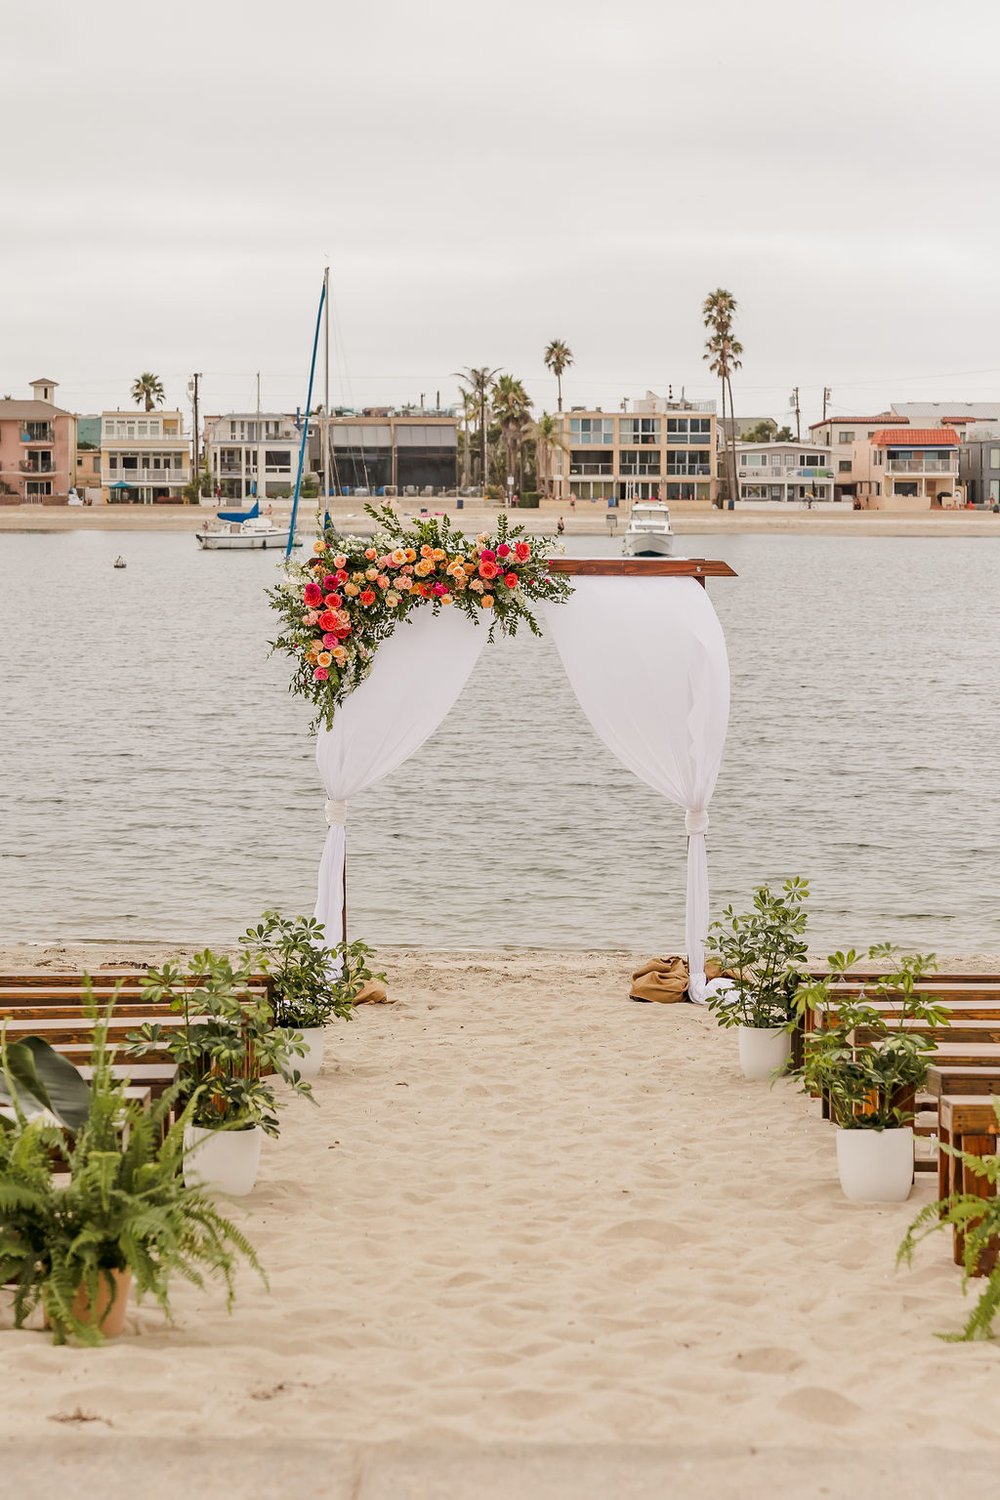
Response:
[255, 371, 263, 507]
[322, 265, 330, 521]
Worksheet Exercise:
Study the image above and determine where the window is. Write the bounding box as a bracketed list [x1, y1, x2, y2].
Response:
[619, 417, 660, 445]
[990, 449, 1000, 469]
[838, 460, 852, 473]
[265, 450, 291, 470]
[991, 480, 1000, 502]
[568, 417, 614, 445]
[137, 421, 148, 437]
[25, 479, 52, 496]
[838, 431, 854, 443]
[108, 456, 118, 471]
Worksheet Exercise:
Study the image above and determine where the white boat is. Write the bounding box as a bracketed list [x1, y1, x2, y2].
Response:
[195, 500, 300, 551]
[621, 502, 673, 557]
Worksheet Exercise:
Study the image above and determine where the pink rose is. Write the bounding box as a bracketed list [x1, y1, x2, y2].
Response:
[432, 582, 447, 596]
[303, 582, 322, 606]
[322, 574, 338, 592]
[322, 632, 338, 647]
[480, 548, 497, 562]
[313, 666, 329, 681]
[497, 543, 511, 558]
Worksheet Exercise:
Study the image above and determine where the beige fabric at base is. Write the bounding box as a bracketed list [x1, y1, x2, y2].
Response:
[629, 955, 729, 1004]
[354, 979, 391, 1005]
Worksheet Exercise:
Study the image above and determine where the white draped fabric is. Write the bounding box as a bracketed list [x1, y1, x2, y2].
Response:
[541, 577, 730, 1003]
[314, 608, 487, 944]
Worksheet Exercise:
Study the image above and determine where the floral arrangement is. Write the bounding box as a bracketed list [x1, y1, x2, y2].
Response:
[269, 504, 573, 729]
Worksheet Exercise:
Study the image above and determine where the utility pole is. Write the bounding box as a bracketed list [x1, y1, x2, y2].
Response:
[822, 386, 832, 422]
[191, 372, 202, 496]
[789, 386, 801, 441]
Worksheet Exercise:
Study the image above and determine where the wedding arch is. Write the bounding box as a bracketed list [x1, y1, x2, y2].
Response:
[269, 514, 735, 1004]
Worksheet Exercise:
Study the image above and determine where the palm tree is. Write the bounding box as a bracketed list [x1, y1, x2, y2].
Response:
[131, 373, 165, 412]
[526, 412, 568, 498]
[457, 388, 478, 489]
[702, 291, 743, 508]
[543, 339, 574, 413]
[491, 375, 533, 498]
[454, 366, 500, 491]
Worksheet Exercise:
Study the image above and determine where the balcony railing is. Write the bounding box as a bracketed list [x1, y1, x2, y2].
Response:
[667, 465, 712, 477]
[619, 464, 662, 476]
[110, 469, 188, 484]
[569, 463, 614, 476]
[19, 461, 55, 474]
[739, 467, 834, 479]
[21, 428, 53, 443]
[886, 458, 954, 473]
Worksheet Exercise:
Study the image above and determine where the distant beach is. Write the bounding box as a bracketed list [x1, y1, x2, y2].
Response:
[3, 501, 1000, 537]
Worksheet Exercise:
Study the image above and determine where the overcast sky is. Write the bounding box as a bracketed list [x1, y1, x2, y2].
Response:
[5, 0, 999, 429]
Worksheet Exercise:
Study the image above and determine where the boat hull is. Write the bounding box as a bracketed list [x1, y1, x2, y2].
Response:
[195, 531, 298, 550]
[621, 530, 674, 558]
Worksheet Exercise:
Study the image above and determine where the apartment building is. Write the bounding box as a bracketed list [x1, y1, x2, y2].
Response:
[551, 392, 717, 505]
[309, 410, 458, 496]
[735, 440, 834, 504]
[101, 408, 190, 503]
[870, 428, 960, 509]
[0, 378, 77, 503]
[203, 412, 300, 500]
[958, 429, 1000, 506]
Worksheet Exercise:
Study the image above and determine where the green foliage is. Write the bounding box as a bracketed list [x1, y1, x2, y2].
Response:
[124, 949, 313, 1138]
[0, 1035, 91, 1132]
[517, 493, 540, 508]
[242, 912, 382, 1030]
[898, 1099, 1000, 1340]
[740, 421, 778, 443]
[0, 1022, 264, 1345]
[796, 946, 947, 1129]
[706, 878, 809, 1029]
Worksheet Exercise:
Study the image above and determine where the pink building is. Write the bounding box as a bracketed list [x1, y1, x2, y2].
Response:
[0, 378, 77, 504]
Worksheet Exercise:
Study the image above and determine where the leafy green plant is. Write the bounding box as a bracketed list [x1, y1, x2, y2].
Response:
[706, 877, 809, 1029]
[898, 1101, 1000, 1340]
[0, 1035, 90, 1132]
[125, 949, 313, 1137]
[796, 946, 947, 1128]
[241, 911, 382, 1030]
[0, 1021, 264, 1345]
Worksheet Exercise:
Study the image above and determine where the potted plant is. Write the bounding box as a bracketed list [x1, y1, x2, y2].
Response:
[898, 1101, 1000, 1341]
[126, 949, 314, 1196]
[796, 946, 946, 1202]
[0, 1021, 264, 1344]
[706, 877, 809, 1080]
[242, 912, 382, 1079]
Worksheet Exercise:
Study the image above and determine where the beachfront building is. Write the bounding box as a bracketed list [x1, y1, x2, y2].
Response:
[100, 408, 190, 504]
[309, 410, 458, 497]
[734, 440, 834, 504]
[958, 429, 1000, 506]
[807, 413, 899, 503]
[870, 427, 961, 509]
[550, 392, 718, 505]
[203, 412, 301, 501]
[0, 379, 77, 504]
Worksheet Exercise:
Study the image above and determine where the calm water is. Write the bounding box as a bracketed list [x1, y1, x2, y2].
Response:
[1, 529, 998, 954]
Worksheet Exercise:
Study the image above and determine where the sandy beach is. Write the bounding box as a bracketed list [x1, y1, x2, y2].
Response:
[4, 500, 1000, 538]
[3, 943, 1000, 1497]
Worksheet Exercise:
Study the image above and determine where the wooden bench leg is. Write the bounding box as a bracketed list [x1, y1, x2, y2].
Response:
[938, 1120, 951, 1216]
[953, 1130, 999, 1276]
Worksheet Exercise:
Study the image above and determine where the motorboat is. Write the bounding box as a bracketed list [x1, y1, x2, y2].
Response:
[195, 499, 300, 551]
[621, 502, 673, 557]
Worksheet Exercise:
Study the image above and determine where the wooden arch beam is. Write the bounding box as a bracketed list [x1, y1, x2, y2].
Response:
[548, 558, 737, 587]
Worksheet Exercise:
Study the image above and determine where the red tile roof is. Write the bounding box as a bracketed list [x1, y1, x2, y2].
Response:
[871, 428, 959, 446]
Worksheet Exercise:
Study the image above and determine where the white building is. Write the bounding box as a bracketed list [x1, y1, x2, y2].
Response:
[203, 413, 301, 501]
[735, 440, 835, 504]
[101, 409, 190, 503]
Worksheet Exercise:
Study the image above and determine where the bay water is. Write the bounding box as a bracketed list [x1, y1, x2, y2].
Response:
[1, 529, 997, 955]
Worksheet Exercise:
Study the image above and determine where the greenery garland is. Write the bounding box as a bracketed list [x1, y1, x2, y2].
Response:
[269, 504, 573, 731]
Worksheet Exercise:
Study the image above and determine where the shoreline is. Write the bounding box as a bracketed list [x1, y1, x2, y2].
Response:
[3, 501, 1000, 538]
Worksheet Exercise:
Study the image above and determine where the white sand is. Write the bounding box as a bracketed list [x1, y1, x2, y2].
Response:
[3, 946, 1000, 1498]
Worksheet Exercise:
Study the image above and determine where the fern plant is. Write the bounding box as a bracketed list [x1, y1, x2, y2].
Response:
[125, 949, 313, 1137]
[898, 1099, 1000, 1340]
[705, 877, 809, 1029]
[241, 911, 382, 1030]
[0, 1018, 265, 1345]
[795, 946, 947, 1128]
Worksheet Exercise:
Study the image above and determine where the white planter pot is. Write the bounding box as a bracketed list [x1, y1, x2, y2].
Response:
[292, 1026, 325, 1080]
[836, 1125, 913, 1203]
[183, 1124, 263, 1196]
[737, 1024, 791, 1081]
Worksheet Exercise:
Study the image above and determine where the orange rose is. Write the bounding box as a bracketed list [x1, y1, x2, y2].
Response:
[359, 588, 377, 607]
[480, 594, 494, 608]
[317, 650, 333, 668]
[364, 547, 377, 561]
[343, 582, 360, 597]
[420, 544, 434, 559]
[478, 560, 499, 581]
[405, 547, 417, 563]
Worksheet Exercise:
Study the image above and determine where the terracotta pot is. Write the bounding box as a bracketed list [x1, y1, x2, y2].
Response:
[70, 1267, 132, 1337]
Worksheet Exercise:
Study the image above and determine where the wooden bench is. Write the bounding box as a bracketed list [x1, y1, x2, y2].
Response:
[76, 1062, 180, 1099]
[938, 1095, 1000, 1275]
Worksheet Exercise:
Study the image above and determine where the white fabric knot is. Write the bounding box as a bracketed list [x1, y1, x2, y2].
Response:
[324, 799, 347, 827]
[685, 808, 709, 836]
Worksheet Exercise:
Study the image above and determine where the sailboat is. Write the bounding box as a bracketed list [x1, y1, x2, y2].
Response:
[195, 498, 300, 550]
